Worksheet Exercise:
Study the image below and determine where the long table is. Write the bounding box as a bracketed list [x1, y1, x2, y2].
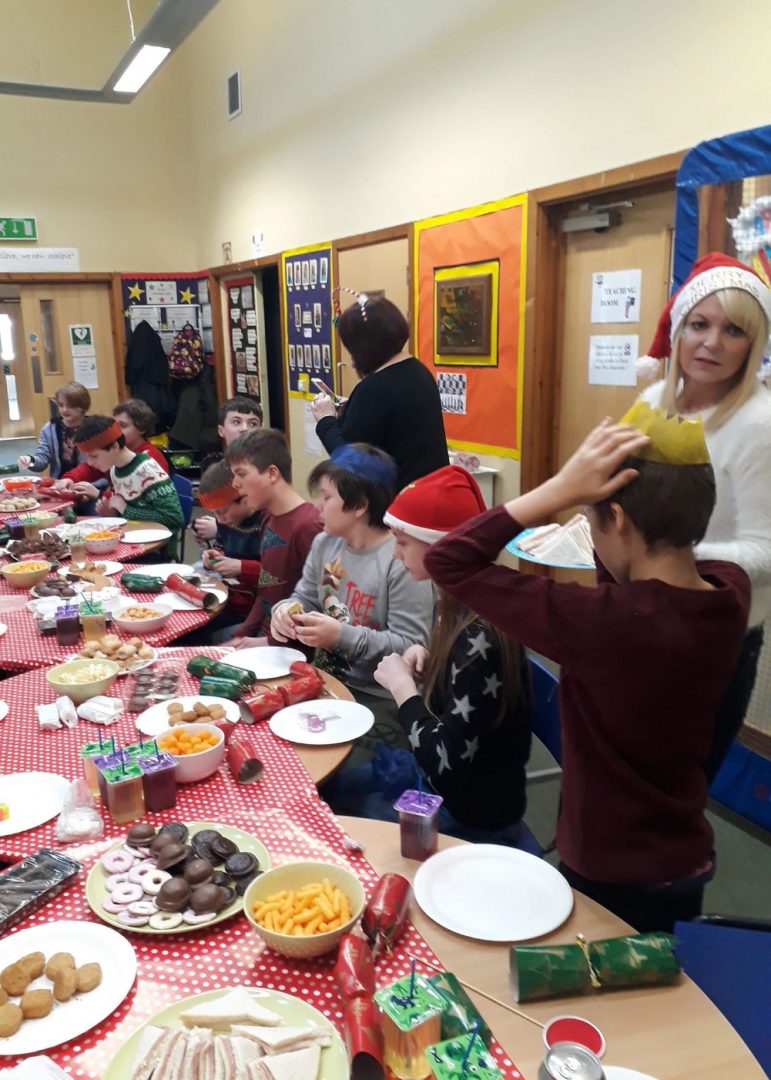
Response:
[340, 817, 765, 1080]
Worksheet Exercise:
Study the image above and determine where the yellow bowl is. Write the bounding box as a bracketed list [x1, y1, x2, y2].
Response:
[243, 861, 365, 959]
[154, 722, 226, 783]
[0, 560, 52, 590]
[46, 658, 120, 705]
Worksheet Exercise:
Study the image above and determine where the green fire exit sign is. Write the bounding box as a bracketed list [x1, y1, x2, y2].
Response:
[0, 217, 37, 241]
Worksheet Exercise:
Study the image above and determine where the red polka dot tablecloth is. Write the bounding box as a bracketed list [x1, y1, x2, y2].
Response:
[0, 652, 523, 1079]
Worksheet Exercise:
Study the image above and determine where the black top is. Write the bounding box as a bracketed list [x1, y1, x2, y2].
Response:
[315, 357, 449, 490]
[398, 619, 531, 829]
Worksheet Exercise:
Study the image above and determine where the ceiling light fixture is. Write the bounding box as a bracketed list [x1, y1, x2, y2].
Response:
[113, 44, 171, 94]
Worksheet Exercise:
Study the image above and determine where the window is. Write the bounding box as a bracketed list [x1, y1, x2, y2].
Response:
[40, 299, 60, 374]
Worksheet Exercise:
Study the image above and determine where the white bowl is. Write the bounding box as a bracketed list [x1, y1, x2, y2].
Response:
[84, 532, 121, 555]
[46, 658, 120, 705]
[112, 602, 172, 635]
[154, 722, 225, 783]
[243, 861, 365, 959]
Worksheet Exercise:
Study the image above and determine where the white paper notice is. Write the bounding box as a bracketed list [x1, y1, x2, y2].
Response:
[588, 334, 638, 386]
[145, 281, 178, 305]
[129, 306, 160, 331]
[304, 402, 324, 457]
[591, 269, 641, 323]
[69, 325, 99, 388]
[436, 372, 467, 415]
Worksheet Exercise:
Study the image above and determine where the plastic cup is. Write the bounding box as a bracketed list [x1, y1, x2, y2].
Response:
[393, 789, 443, 861]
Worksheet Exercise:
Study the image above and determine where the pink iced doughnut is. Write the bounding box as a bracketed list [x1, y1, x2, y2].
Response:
[128, 900, 157, 917]
[124, 844, 151, 859]
[103, 895, 131, 914]
[149, 911, 183, 931]
[104, 872, 129, 892]
[112, 882, 144, 906]
[142, 869, 171, 895]
[117, 910, 150, 927]
[128, 862, 158, 885]
[101, 849, 135, 874]
[182, 910, 216, 925]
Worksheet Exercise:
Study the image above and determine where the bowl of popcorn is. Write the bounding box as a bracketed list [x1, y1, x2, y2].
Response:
[243, 861, 365, 959]
[0, 560, 52, 590]
[46, 658, 120, 704]
[84, 529, 122, 555]
[155, 722, 226, 783]
[112, 603, 172, 635]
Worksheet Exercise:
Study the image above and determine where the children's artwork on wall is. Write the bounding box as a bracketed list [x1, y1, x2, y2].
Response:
[282, 243, 334, 398]
[434, 261, 498, 365]
[414, 195, 526, 458]
[121, 272, 213, 359]
[224, 275, 260, 399]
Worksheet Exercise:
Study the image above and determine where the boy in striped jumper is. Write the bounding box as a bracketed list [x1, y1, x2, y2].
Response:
[73, 415, 184, 532]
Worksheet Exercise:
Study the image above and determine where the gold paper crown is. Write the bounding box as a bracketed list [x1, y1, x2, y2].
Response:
[618, 401, 711, 465]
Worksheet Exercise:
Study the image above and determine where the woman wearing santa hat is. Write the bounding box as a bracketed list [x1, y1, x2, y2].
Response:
[319, 465, 532, 846]
[636, 252, 771, 780]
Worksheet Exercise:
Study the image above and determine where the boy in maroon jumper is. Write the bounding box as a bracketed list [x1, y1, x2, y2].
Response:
[225, 428, 321, 644]
[425, 407, 750, 932]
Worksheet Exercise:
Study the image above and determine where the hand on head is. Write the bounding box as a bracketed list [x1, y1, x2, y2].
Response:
[553, 419, 650, 507]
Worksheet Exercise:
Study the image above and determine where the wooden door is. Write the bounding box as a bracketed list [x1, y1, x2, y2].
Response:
[18, 283, 119, 431]
[556, 188, 675, 467]
[336, 238, 409, 398]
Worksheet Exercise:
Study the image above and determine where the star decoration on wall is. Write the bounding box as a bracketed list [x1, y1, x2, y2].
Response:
[451, 695, 474, 723]
[437, 743, 450, 774]
[467, 629, 491, 660]
[409, 721, 422, 750]
[127, 283, 144, 301]
[179, 287, 195, 303]
[483, 672, 502, 698]
[460, 736, 479, 762]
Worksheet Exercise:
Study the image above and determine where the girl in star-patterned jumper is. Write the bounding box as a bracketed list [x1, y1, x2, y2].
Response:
[320, 466, 531, 845]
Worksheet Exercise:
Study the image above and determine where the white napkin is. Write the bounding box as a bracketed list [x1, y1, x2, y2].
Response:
[0, 1058, 71, 1079]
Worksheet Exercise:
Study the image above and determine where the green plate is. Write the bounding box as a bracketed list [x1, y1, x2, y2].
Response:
[86, 820, 271, 935]
[104, 985, 348, 1079]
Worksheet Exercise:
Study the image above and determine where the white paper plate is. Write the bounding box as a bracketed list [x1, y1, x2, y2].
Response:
[152, 587, 228, 611]
[131, 562, 196, 579]
[0, 921, 137, 1055]
[124, 527, 172, 544]
[224, 645, 306, 679]
[506, 528, 595, 571]
[67, 647, 157, 677]
[413, 844, 574, 942]
[58, 560, 124, 577]
[0, 498, 40, 512]
[269, 698, 374, 746]
[104, 985, 346, 1080]
[604, 1069, 658, 1080]
[51, 518, 126, 539]
[135, 695, 241, 736]
[0, 772, 70, 837]
[0, 701, 8, 721]
[0, 622, 6, 638]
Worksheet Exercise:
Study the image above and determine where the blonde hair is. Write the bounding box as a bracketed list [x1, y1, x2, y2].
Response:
[662, 288, 767, 430]
[421, 590, 523, 729]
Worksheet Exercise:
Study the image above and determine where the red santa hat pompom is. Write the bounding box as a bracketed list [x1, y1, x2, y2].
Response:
[383, 465, 487, 543]
[636, 251, 771, 381]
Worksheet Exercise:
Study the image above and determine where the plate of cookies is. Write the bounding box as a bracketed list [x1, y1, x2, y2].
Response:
[0, 920, 137, 1054]
[135, 696, 241, 736]
[85, 821, 271, 935]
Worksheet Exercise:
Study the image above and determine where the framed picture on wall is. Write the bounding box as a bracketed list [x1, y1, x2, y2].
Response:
[435, 272, 493, 358]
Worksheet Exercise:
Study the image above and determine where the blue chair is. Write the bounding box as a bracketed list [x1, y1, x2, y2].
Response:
[674, 917, 771, 1073]
[171, 473, 195, 562]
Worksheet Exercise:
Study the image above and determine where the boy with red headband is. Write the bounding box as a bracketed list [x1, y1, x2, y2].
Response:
[73, 415, 184, 532]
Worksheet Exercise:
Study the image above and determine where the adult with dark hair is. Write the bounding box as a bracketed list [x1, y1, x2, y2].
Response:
[423, 407, 750, 932]
[72, 415, 183, 531]
[311, 293, 448, 490]
[636, 252, 771, 781]
[18, 381, 91, 479]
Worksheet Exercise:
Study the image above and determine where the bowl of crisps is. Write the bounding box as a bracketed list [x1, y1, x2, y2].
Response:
[46, 658, 120, 704]
[84, 529, 122, 555]
[243, 861, 365, 959]
[155, 722, 225, 783]
[0, 560, 52, 590]
[112, 603, 172, 634]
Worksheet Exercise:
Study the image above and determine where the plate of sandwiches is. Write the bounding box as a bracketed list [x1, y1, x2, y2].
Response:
[506, 513, 596, 570]
[104, 985, 347, 1079]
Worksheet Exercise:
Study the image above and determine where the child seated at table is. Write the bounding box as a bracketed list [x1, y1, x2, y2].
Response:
[193, 396, 264, 545]
[422, 406, 750, 932]
[319, 465, 532, 846]
[72, 415, 184, 532]
[269, 444, 434, 705]
[197, 458, 263, 630]
[224, 428, 321, 641]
